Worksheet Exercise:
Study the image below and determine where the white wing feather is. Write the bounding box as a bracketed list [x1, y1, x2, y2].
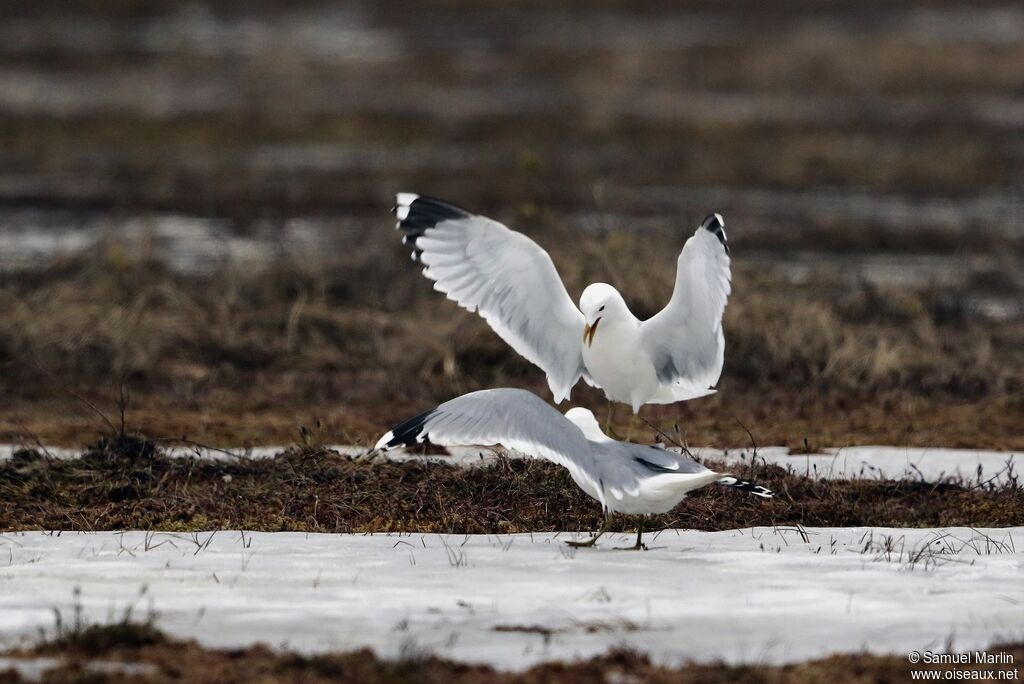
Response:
[640, 223, 731, 394]
[375, 388, 606, 507]
[396, 195, 586, 402]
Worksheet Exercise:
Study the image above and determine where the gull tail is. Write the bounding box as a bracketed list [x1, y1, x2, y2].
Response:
[640, 468, 726, 499]
[717, 476, 774, 499]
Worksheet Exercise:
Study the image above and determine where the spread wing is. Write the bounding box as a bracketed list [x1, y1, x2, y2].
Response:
[374, 388, 604, 505]
[394, 193, 586, 402]
[639, 214, 731, 395]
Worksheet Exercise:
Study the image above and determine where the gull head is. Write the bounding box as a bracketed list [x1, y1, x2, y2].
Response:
[564, 407, 612, 442]
[579, 283, 627, 347]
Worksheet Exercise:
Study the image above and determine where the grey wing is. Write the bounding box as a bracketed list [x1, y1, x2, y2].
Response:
[394, 194, 586, 403]
[639, 216, 731, 395]
[614, 442, 711, 476]
[591, 442, 713, 502]
[374, 388, 603, 504]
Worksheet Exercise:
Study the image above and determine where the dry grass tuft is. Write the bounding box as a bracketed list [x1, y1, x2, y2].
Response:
[2, 440, 1021, 533]
[2, 245, 1022, 449]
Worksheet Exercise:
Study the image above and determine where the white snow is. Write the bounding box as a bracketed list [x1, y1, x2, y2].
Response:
[1, 528, 1021, 669]
[1, 444, 1018, 485]
[0, 656, 157, 680]
[689, 445, 1021, 486]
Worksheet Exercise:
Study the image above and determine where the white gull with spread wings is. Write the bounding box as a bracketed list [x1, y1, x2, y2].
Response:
[374, 388, 772, 550]
[393, 194, 731, 412]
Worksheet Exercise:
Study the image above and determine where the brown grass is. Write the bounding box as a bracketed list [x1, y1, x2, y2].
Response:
[4, 621, 1022, 683]
[2, 0, 1023, 450]
[2, 438, 1021, 533]
[1, 242, 1021, 449]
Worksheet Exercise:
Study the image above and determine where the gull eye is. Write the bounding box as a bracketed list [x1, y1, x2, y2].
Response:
[598, 305, 605, 312]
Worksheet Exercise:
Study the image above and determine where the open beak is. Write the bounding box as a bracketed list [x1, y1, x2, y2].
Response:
[583, 317, 601, 347]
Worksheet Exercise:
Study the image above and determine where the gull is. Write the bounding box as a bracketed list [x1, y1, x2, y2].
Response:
[392, 193, 731, 412]
[374, 388, 773, 550]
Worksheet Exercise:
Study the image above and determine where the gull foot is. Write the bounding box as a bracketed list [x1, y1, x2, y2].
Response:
[565, 537, 600, 548]
[613, 542, 648, 551]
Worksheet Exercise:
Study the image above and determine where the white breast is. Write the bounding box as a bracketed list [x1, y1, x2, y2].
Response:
[581, 318, 661, 412]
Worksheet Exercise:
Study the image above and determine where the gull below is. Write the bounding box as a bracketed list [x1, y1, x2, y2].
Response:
[392, 194, 732, 412]
[374, 388, 773, 550]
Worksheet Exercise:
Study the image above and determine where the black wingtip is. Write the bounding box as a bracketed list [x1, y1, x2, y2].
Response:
[380, 408, 436, 450]
[392, 194, 473, 257]
[719, 476, 773, 498]
[701, 213, 730, 255]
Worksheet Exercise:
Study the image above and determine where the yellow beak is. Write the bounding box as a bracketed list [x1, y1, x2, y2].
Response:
[583, 317, 601, 347]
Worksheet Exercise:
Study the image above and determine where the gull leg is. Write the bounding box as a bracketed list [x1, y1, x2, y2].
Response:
[605, 401, 622, 440]
[566, 514, 611, 548]
[614, 517, 647, 551]
[627, 411, 641, 441]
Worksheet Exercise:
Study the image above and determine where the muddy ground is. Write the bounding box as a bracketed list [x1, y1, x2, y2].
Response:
[2, 622, 1022, 683]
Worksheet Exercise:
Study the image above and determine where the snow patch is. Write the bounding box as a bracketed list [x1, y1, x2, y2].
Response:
[1, 444, 1017, 485]
[0, 528, 1020, 669]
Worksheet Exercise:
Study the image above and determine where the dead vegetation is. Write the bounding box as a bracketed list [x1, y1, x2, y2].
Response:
[857, 528, 1018, 572]
[1, 241, 1022, 450]
[3, 621, 1022, 684]
[2, 1, 1024, 449]
[5, 3, 1024, 213]
[2, 438, 1021, 533]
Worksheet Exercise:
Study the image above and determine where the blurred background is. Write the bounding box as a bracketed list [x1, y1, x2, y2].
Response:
[0, 1, 1021, 449]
